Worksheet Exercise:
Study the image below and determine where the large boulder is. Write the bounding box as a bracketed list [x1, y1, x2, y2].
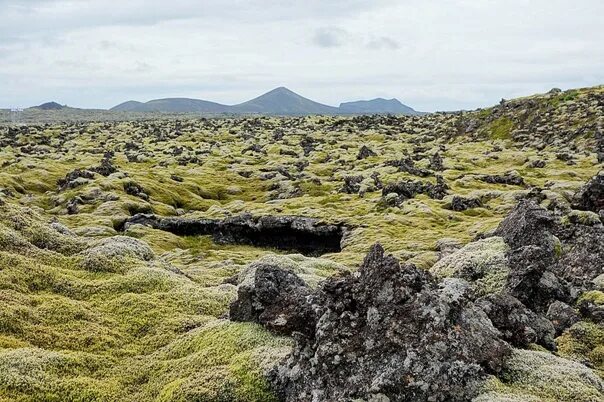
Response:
[494, 199, 556, 251]
[229, 260, 315, 336]
[268, 245, 510, 402]
[572, 171, 604, 213]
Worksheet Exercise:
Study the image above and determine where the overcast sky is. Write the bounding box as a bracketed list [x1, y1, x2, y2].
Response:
[1, 0, 602, 111]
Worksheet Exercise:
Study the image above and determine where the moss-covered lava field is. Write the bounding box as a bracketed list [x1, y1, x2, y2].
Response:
[0, 86, 603, 401]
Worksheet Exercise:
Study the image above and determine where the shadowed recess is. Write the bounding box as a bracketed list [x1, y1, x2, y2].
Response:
[120, 213, 347, 256]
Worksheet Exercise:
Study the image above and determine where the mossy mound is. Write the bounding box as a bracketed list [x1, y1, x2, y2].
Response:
[477, 349, 604, 402]
[0, 205, 285, 401]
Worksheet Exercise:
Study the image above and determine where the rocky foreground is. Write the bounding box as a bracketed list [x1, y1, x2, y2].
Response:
[229, 173, 604, 401]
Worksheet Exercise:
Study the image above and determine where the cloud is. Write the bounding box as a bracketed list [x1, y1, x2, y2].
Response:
[312, 27, 349, 48]
[366, 36, 399, 50]
[0, 0, 602, 110]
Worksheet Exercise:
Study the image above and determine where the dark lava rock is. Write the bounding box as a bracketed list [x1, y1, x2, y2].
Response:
[477, 293, 555, 350]
[494, 200, 555, 250]
[269, 244, 510, 402]
[429, 152, 444, 171]
[357, 145, 377, 160]
[370, 171, 383, 189]
[546, 300, 580, 335]
[528, 159, 547, 168]
[479, 170, 525, 186]
[92, 151, 118, 176]
[504, 245, 568, 312]
[577, 296, 604, 323]
[572, 171, 604, 213]
[494, 195, 604, 312]
[552, 217, 604, 296]
[556, 152, 574, 162]
[300, 137, 316, 156]
[229, 262, 314, 335]
[381, 176, 448, 205]
[449, 195, 482, 211]
[57, 168, 95, 190]
[243, 144, 266, 154]
[597, 131, 604, 163]
[385, 157, 432, 177]
[341, 175, 364, 194]
[123, 181, 149, 201]
[66, 197, 82, 215]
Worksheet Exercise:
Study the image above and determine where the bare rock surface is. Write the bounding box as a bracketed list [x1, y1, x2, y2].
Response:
[234, 244, 511, 401]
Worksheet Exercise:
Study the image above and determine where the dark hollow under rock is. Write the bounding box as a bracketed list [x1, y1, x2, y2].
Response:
[252, 244, 511, 402]
[122, 213, 346, 256]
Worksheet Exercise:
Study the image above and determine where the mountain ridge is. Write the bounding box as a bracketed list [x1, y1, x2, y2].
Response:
[109, 87, 419, 115]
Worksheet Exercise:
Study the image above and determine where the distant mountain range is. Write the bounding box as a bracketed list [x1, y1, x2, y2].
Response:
[109, 87, 420, 115]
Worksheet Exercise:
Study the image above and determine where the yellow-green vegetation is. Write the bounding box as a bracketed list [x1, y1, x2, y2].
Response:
[557, 321, 604, 378]
[0, 85, 602, 400]
[430, 236, 510, 296]
[0, 204, 292, 401]
[477, 349, 604, 402]
[488, 117, 514, 140]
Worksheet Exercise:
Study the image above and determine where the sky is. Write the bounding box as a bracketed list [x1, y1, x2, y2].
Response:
[0, 0, 603, 111]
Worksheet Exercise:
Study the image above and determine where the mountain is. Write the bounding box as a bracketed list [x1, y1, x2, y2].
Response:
[109, 87, 420, 115]
[339, 98, 418, 115]
[32, 101, 65, 110]
[111, 98, 230, 113]
[231, 87, 340, 115]
[110, 100, 148, 112]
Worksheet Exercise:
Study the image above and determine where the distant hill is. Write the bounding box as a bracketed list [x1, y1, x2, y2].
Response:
[32, 101, 65, 110]
[111, 98, 230, 113]
[109, 87, 420, 115]
[339, 98, 419, 115]
[230, 87, 340, 115]
[110, 100, 148, 112]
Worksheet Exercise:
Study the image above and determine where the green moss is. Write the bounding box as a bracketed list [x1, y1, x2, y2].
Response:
[488, 117, 514, 140]
[477, 349, 604, 401]
[430, 236, 510, 295]
[557, 321, 604, 377]
[579, 291, 604, 306]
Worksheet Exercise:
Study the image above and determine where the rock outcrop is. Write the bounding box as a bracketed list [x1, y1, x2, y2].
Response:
[233, 244, 511, 401]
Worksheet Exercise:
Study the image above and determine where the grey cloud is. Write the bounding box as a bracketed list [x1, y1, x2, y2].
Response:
[0, 0, 602, 111]
[312, 27, 349, 48]
[366, 36, 400, 50]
